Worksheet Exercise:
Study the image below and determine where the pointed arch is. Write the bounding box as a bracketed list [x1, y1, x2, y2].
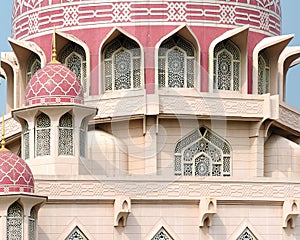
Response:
[29, 207, 37, 240]
[58, 112, 74, 156]
[229, 220, 263, 240]
[253, 34, 293, 95]
[23, 120, 30, 160]
[213, 40, 241, 91]
[56, 31, 90, 96]
[35, 112, 51, 156]
[9, 38, 46, 108]
[65, 226, 88, 240]
[257, 51, 270, 94]
[7, 202, 24, 240]
[1, 54, 18, 112]
[57, 218, 96, 240]
[143, 219, 180, 240]
[155, 25, 200, 91]
[278, 46, 300, 102]
[100, 28, 144, 92]
[174, 126, 231, 177]
[209, 25, 249, 93]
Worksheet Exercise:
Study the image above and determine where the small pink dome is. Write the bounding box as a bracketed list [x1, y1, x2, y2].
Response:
[25, 63, 84, 106]
[0, 151, 34, 193]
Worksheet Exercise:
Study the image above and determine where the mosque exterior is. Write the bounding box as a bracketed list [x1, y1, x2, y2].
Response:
[1, 0, 300, 239]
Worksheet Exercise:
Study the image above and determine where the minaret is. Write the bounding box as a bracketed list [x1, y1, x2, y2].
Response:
[12, 29, 96, 176]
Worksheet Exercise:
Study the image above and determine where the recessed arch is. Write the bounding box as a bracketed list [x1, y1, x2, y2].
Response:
[252, 34, 293, 96]
[9, 38, 46, 108]
[155, 25, 200, 92]
[209, 25, 249, 93]
[56, 31, 91, 96]
[99, 27, 144, 94]
[278, 46, 300, 101]
[174, 126, 232, 177]
[1, 56, 16, 112]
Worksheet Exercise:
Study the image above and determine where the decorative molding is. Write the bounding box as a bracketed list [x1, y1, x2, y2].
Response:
[35, 179, 300, 200]
[114, 197, 131, 227]
[159, 94, 265, 118]
[199, 198, 217, 227]
[12, 0, 281, 40]
[278, 103, 300, 133]
[282, 199, 299, 228]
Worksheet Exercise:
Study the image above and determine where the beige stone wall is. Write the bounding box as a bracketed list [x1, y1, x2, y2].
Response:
[37, 201, 286, 239]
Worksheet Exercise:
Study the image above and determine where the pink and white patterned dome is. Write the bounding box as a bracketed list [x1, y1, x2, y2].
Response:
[25, 63, 84, 106]
[0, 150, 34, 193]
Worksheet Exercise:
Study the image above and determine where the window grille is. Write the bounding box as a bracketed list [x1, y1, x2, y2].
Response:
[237, 228, 258, 240]
[65, 227, 88, 240]
[151, 227, 173, 240]
[257, 52, 270, 94]
[58, 113, 73, 156]
[7, 202, 23, 240]
[24, 121, 30, 160]
[174, 126, 231, 176]
[58, 43, 87, 94]
[158, 34, 195, 88]
[36, 113, 51, 156]
[29, 208, 36, 240]
[103, 35, 141, 91]
[79, 120, 85, 157]
[213, 40, 241, 91]
[26, 54, 41, 84]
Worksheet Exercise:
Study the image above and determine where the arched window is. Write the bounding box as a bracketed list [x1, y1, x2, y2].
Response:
[257, 52, 270, 94]
[152, 227, 173, 240]
[7, 202, 23, 240]
[26, 54, 41, 84]
[58, 42, 87, 94]
[58, 113, 73, 156]
[29, 208, 36, 240]
[103, 35, 141, 91]
[66, 226, 88, 240]
[36, 113, 51, 156]
[213, 40, 241, 91]
[158, 34, 195, 88]
[237, 227, 257, 240]
[174, 126, 231, 176]
[23, 121, 30, 160]
[80, 120, 85, 157]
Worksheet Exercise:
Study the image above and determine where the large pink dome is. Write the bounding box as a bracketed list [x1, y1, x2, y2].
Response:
[25, 63, 84, 106]
[0, 150, 34, 193]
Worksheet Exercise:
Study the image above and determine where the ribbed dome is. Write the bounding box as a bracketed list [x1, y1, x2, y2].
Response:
[0, 150, 34, 193]
[25, 63, 84, 106]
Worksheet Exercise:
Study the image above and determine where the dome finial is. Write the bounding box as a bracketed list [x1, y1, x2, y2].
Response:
[0, 114, 8, 152]
[50, 26, 60, 64]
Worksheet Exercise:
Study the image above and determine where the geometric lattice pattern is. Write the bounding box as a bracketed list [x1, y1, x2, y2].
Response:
[0, 151, 34, 193]
[213, 40, 241, 91]
[237, 227, 258, 240]
[257, 52, 270, 94]
[66, 226, 88, 240]
[103, 34, 141, 91]
[174, 126, 231, 177]
[58, 42, 87, 94]
[36, 113, 51, 157]
[58, 113, 74, 156]
[7, 202, 23, 240]
[25, 63, 84, 106]
[79, 120, 85, 157]
[159, 34, 195, 88]
[151, 227, 173, 240]
[29, 208, 36, 240]
[12, 1, 281, 40]
[23, 120, 30, 160]
[26, 53, 41, 84]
